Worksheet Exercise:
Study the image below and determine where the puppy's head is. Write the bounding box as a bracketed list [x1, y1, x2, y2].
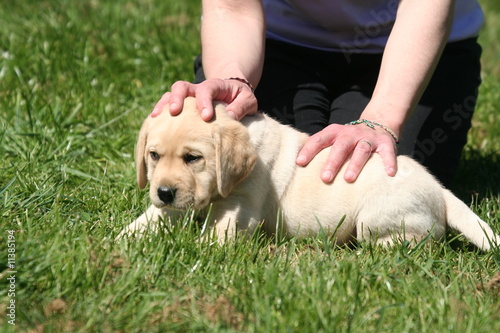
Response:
[136, 97, 257, 209]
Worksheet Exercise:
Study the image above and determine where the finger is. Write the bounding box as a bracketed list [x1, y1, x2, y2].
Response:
[320, 140, 355, 183]
[296, 126, 340, 166]
[151, 92, 171, 117]
[169, 81, 195, 115]
[343, 140, 373, 182]
[195, 85, 219, 121]
[225, 90, 258, 120]
[376, 142, 398, 177]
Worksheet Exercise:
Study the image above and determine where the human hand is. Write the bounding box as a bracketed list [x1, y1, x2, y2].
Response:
[150, 79, 258, 121]
[296, 121, 398, 183]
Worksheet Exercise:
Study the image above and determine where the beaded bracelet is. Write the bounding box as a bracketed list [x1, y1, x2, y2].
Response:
[345, 119, 399, 144]
[225, 77, 255, 93]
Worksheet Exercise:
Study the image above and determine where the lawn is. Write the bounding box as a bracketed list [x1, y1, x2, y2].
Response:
[0, 0, 499, 332]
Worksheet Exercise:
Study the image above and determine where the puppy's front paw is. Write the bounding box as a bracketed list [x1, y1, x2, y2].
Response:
[117, 216, 156, 240]
[116, 205, 166, 240]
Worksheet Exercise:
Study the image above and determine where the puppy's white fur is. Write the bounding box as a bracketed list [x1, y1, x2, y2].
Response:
[121, 97, 499, 250]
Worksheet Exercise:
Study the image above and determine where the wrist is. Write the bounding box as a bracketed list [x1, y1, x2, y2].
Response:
[360, 102, 410, 137]
[345, 119, 400, 144]
[224, 77, 254, 93]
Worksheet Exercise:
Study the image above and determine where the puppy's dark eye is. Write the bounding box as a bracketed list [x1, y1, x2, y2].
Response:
[150, 151, 160, 161]
[183, 153, 201, 164]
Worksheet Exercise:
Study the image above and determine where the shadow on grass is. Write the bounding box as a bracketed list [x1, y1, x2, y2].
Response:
[452, 148, 500, 203]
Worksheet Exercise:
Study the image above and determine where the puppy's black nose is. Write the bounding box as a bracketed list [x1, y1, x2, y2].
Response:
[157, 186, 176, 205]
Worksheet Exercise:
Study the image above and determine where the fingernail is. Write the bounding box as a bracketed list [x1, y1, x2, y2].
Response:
[201, 108, 211, 120]
[321, 170, 332, 181]
[386, 167, 396, 176]
[296, 155, 306, 164]
[345, 171, 355, 181]
[227, 111, 237, 120]
[170, 102, 178, 111]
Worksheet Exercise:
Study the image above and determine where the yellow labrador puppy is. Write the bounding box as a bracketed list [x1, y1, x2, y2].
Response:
[121, 97, 498, 250]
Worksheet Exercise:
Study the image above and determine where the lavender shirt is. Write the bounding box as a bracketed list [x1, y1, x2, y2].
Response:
[264, 0, 484, 54]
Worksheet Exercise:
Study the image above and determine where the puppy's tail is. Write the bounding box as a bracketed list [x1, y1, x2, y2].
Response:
[443, 189, 499, 251]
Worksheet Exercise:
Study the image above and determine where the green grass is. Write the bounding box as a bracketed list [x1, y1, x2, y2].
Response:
[1, 0, 499, 332]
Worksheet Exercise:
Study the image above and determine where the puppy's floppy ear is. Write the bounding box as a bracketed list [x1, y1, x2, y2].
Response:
[213, 122, 257, 197]
[135, 116, 152, 189]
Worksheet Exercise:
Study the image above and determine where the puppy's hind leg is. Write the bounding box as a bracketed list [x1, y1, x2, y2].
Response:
[358, 215, 445, 248]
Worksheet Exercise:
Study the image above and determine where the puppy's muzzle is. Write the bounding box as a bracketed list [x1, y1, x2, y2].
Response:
[157, 186, 176, 205]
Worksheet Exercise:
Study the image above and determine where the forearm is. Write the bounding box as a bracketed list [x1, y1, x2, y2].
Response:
[201, 0, 265, 88]
[362, 0, 455, 135]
